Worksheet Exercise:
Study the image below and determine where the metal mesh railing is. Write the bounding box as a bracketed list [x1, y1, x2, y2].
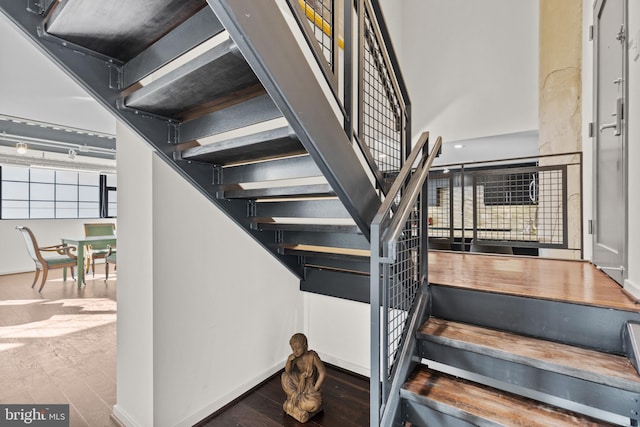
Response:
[384, 200, 421, 373]
[360, 4, 403, 173]
[298, 0, 335, 68]
[427, 153, 581, 253]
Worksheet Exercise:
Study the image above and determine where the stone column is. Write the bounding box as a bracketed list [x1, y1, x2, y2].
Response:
[539, 0, 583, 258]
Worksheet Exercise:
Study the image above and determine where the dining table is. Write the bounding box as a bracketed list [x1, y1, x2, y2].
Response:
[61, 235, 117, 288]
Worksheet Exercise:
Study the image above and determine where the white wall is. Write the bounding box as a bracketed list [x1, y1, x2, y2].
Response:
[113, 124, 309, 426]
[397, 0, 539, 144]
[112, 123, 154, 427]
[625, 1, 640, 294]
[0, 13, 115, 134]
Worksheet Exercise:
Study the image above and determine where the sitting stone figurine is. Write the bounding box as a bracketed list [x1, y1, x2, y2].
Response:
[281, 333, 327, 422]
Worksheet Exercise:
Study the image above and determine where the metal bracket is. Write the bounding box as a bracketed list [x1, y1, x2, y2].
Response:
[167, 122, 179, 145]
[27, 0, 55, 15]
[275, 230, 284, 244]
[247, 200, 257, 218]
[108, 64, 123, 90]
[212, 165, 223, 185]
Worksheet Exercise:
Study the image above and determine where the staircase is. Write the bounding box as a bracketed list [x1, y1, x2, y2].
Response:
[387, 254, 640, 427]
[4, 1, 639, 426]
[0, 0, 387, 303]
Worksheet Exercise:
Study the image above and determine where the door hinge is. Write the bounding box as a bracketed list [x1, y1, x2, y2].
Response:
[589, 25, 594, 41]
[588, 219, 593, 235]
[588, 122, 594, 138]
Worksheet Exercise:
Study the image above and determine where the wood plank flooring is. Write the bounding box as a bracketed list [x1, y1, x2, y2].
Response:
[0, 267, 118, 427]
[198, 366, 370, 427]
[428, 252, 639, 311]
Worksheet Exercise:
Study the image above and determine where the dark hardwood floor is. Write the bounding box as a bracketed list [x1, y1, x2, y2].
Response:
[198, 365, 370, 427]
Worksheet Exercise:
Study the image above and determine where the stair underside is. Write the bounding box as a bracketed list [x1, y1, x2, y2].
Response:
[181, 126, 305, 165]
[401, 367, 615, 427]
[419, 317, 640, 392]
[47, 0, 208, 61]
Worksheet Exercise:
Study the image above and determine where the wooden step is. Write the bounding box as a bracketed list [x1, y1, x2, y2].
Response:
[417, 317, 640, 421]
[125, 38, 263, 119]
[418, 318, 640, 393]
[220, 154, 321, 185]
[277, 244, 370, 260]
[180, 126, 304, 165]
[401, 367, 615, 427]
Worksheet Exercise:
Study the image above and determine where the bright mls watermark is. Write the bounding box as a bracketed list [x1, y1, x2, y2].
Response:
[1, 405, 69, 426]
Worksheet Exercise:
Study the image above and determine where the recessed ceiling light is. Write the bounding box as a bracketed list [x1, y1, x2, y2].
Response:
[454, 144, 464, 149]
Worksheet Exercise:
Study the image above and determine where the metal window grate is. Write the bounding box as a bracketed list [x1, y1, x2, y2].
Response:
[361, 8, 402, 173]
[300, 0, 334, 68]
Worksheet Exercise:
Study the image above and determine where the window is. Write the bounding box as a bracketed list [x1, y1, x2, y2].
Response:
[481, 172, 538, 206]
[0, 165, 116, 219]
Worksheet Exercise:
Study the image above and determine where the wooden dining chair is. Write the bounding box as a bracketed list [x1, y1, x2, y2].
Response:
[104, 245, 117, 282]
[84, 223, 116, 277]
[16, 226, 77, 292]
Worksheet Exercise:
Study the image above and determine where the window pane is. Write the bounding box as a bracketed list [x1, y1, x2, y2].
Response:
[79, 201, 99, 218]
[56, 171, 77, 184]
[31, 200, 54, 218]
[79, 172, 99, 186]
[79, 186, 99, 201]
[2, 181, 29, 200]
[1, 200, 28, 219]
[56, 184, 78, 201]
[56, 201, 78, 218]
[106, 174, 117, 187]
[108, 203, 117, 217]
[30, 168, 55, 183]
[30, 183, 54, 200]
[2, 166, 29, 181]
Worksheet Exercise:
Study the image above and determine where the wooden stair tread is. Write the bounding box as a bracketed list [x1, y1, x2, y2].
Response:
[402, 367, 615, 427]
[279, 244, 370, 258]
[428, 252, 640, 312]
[419, 318, 640, 392]
[181, 126, 305, 165]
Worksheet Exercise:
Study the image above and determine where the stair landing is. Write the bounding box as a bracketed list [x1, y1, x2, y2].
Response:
[428, 252, 638, 312]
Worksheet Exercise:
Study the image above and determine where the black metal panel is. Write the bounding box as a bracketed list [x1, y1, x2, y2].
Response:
[280, 230, 369, 250]
[254, 222, 360, 234]
[302, 255, 370, 275]
[46, 0, 207, 62]
[222, 154, 320, 185]
[180, 126, 304, 165]
[431, 285, 640, 354]
[222, 184, 333, 200]
[419, 340, 640, 419]
[300, 268, 370, 303]
[624, 321, 640, 375]
[254, 199, 351, 218]
[125, 39, 260, 118]
[402, 399, 477, 427]
[123, 7, 224, 88]
[179, 94, 282, 143]
[208, 0, 381, 239]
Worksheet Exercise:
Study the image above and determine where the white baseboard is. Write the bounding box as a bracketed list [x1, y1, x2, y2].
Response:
[174, 361, 285, 427]
[624, 278, 640, 301]
[316, 352, 370, 378]
[112, 405, 142, 427]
